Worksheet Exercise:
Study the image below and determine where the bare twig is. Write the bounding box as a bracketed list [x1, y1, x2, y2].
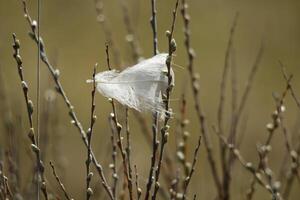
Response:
[20, 1, 114, 199]
[125, 107, 133, 194]
[228, 43, 264, 145]
[283, 141, 300, 199]
[182, 136, 201, 200]
[86, 64, 98, 200]
[106, 45, 133, 200]
[216, 13, 239, 200]
[215, 131, 280, 199]
[108, 116, 118, 198]
[226, 42, 264, 199]
[217, 13, 239, 137]
[152, 1, 179, 199]
[277, 64, 300, 199]
[145, 0, 162, 198]
[13, 34, 48, 199]
[246, 76, 291, 200]
[279, 61, 300, 110]
[180, 0, 222, 197]
[50, 161, 74, 200]
[134, 165, 142, 200]
[12, 33, 49, 200]
[176, 93, 190, 177]
[150, 0, 158, 55]
[144, 0, 160, 199]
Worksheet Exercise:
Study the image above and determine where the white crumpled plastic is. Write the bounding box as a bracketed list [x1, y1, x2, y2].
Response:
[87, 53, 175, 116]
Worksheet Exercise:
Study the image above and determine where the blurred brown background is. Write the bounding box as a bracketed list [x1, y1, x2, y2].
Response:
[0, 0, 300, 199]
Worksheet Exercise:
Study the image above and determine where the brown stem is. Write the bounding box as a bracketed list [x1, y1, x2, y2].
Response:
[20, 1, 114, 199]
[180, 0, 222, 197]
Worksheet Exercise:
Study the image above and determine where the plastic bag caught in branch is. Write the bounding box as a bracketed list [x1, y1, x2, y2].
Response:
[87, 53, 175, 116]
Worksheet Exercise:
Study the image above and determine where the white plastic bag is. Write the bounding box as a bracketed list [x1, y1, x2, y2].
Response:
[87, 53, 174, 116]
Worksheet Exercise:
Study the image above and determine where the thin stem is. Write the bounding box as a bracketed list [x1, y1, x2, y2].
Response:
[245, 76, 292, 200]
[20, 1, 114, 199]
[108, 117, 118, 198]
[279, 61, 300, 110]
[36, 0, 41, 195]
[145, 0, 159, 199]
[125, 108, 133, 192]
[145, 0, 159, 200]
[12, 33, 49, 200]
[217, 13, 239, 200]
[50, 161, 74, 200]
[215, 131, 279, 198]
[152, 1, 179, 199]
[134, 165, 142, 200]
[226, 42, 264, 200]
[106, 45, 133, 200]
[150, 0, 158, 55]
[86, 64, 97, 200]
[182, 136, 201, 200]
[180, 0, 222, 197]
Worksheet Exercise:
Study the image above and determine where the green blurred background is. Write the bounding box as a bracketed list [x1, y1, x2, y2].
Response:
[0, 0, 300, 199]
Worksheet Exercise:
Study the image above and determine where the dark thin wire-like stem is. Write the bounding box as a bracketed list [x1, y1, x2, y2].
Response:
[12, 33, 49, 200]
[216, 13, 239, 200]
[49, 161, 74, 200]
[180, 0, 222, 197]
[20, 2, 114, 199]
[152, 1, 179, 199]
[145, 0, 159, 199]
[150, 0, 158, 55]
[144, 1, 159, 199]
[217, 13, 239, 136]
[182, 136, 201, 200]
[86, 64, 97, 200]
[106, 45, 133, 200]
